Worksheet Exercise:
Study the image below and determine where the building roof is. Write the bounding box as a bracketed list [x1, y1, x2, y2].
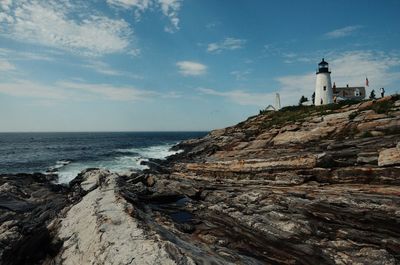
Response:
[333, 86, 366, 100]
[265, 105, 276, 111]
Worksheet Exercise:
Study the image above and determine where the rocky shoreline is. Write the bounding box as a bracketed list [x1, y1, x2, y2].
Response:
[1, 96, 400, 264]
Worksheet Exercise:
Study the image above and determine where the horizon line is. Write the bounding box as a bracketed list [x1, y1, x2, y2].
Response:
[0, 130, 211, 133]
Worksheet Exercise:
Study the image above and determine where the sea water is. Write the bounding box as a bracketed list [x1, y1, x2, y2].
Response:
[0, 132, 206, 183]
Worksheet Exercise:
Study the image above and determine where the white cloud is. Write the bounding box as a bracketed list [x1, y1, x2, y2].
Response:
[198, 50, 400, 107]
[176, 61, 207, 76]
[330, 51, 400, 88]
[207, 38, 246, 53]
[324, 25, 363, 39]
[0, 1, 134, 56]
[275, 73, 315, 105]
[276, 50, 400, 105]
[107, 0, 152, 10]
[58, 81, 155, 101]
[83, 61, 124, 76]
[0, 47, 56, 63]
[158, 0, 182, 33]
[162, 91, 182, 98]
[231, 69, 251, 81]
[82, 60, 144, 79]
[198, 88, 273, 107]
[107, 0, 182, 33]
[0, 59, 16, 71]
[0, 80, 69, 99]
[0, 0, 12, 11]
[0, 79, 156, 101]
[15, 51, 55, 61]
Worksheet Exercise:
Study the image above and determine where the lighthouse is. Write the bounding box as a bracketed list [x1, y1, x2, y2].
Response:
[315, 58, 333, 106]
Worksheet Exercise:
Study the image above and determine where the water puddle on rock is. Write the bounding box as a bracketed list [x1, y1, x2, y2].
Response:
[148, 196, 194, 224]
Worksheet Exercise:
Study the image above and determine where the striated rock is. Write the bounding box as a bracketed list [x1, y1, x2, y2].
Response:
[378, 145, 400, 166]
[0, 173, 71, 265]
[183, 154, 317, 173]
[141, 97, 400, 264]
[2, 97, 400, 265]
[50, 170, 178, 265]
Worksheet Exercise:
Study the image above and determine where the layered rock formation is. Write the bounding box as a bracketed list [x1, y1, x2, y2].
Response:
[46, 169, 180, 265]
[1, 96, 400, 265]
[133, 96, 400, 264]
[0, 173, 70, 265]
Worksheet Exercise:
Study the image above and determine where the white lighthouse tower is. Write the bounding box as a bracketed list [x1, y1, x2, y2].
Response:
[315, 58, 333, 106]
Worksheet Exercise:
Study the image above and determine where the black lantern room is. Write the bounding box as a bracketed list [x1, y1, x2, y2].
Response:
[317, 58, 331, 74]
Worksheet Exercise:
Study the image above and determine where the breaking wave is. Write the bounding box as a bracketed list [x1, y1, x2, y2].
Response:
[53, 144, 181, 184]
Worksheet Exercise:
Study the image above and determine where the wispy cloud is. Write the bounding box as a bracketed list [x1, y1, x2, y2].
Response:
[0, 79, 156, 101]
[107, 0, 152, 11]
[14, 52, 55, 62]
[176, 61, 207, 76]
[198, 50, 400, 107]
[230, 69, 252, 81]
[158, 0, 182, 33]
[59, 81, 155, 101]
[0, 47, 56, 62]
[0, 1, 134, 56]
[0, 59, 16, 71]
[106, 0, 183, 33]
[82, 60, 143, 79]
[198, 88, 273, 106]
[205, 21, 220, 29]
[324, 25, 363, 39]
[0, 80, 70, 100]
[276, 50, 400, 105]
[207, 38, 246, 53]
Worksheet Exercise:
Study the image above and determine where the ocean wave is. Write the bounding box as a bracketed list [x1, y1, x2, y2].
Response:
[55, 143, 182, 184]
[116, 144, 182, 160]
[46, 160, 71, 173]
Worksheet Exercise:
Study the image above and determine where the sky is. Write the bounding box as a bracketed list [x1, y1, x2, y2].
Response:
[0, 0, 400, 132]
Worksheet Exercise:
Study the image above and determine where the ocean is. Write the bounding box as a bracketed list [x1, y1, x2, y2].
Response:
[0, 132, 207, 184]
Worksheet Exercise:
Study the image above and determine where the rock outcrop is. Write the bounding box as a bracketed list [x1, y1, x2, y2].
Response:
[1, 97, 400, 265]
[47, 169, 179, 265]
[0, 174, 70, 265]
[136, 97, 400, 264]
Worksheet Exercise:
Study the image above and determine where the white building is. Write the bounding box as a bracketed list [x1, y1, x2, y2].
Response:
[315, 58, 333, 106]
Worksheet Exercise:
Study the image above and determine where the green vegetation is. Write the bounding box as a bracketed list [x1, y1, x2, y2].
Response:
[371, 99, 394, 114]
[259, 95, 399, 130]
[298, 95, 308, 106]
[348, 111, 359, 120]
[260, 99, 360, 129]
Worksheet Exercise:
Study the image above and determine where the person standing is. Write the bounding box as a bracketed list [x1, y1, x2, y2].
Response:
[380, 87, 385, 98]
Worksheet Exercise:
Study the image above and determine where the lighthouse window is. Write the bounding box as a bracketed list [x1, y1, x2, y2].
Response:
[323, 86, 326, 91]
[355, 88, 360, 96]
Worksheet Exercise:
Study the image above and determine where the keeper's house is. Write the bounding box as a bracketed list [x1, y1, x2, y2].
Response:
[333, 83, 366, 101]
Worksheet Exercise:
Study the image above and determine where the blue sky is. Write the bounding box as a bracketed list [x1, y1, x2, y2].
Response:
[0, 0, 399, 132]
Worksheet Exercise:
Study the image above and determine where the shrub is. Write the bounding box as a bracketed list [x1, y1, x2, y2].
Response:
[371, 100, 394, 114]
[348, 111, 359, 120]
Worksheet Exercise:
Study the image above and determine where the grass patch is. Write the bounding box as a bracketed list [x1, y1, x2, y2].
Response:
[370, 100, 394, 114]
[348, 111, 359, 120]
[260, 100, 361, 129]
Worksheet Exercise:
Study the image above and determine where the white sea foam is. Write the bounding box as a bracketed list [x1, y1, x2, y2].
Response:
[117, 144, 183, 159]
[54, 144, 182, 184]
[48, 160, 71, 172]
